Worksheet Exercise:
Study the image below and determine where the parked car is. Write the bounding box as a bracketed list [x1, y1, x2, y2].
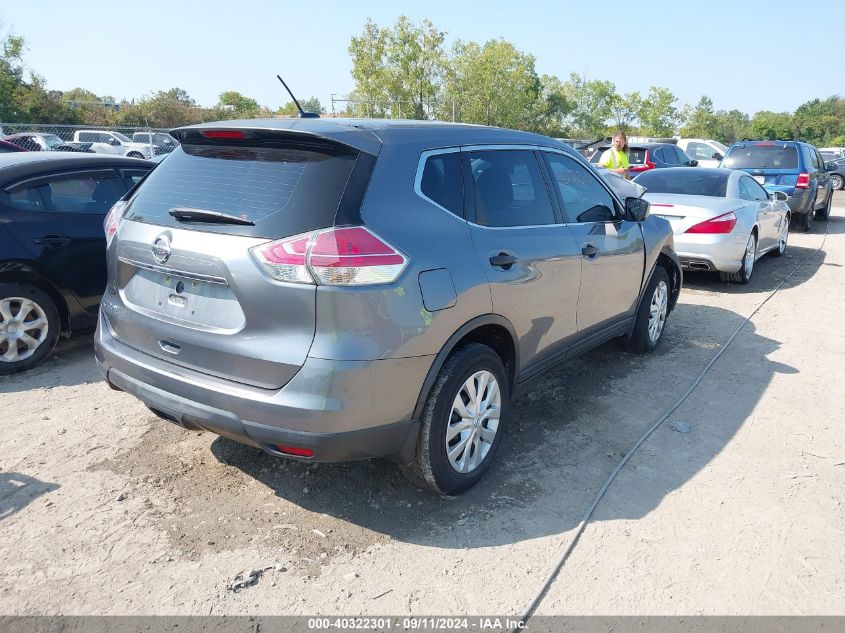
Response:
[94, 119, 682, 494]
[818, 147, 845, 159]
[590, 142, 697, 175]
[4, 133, 93, 153]
[131, 132, 180, 155]
[0, 153, 153, 375]
[719, 140, 833, 231]
[636, 167, 790, 284]
[72, 130, 153, 159]
[825, 158, 845, 191]
[676, 138, 729, 168]
[0, 139, 28, 153]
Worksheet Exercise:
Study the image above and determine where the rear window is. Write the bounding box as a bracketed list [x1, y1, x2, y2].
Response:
[635, 170, 729, 197]
[125, 143, 359, 238]
[722, 144, 798, 170]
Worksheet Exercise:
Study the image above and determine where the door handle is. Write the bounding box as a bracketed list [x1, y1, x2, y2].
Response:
[489, 252, 518, 268]
[33, 234, 71, 248]
[581, 243, 600, 257]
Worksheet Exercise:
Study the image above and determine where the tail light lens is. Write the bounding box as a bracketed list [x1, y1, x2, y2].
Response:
[795, 172, 810, 189]
[103, 200, 127, 247]
[685, 211, 737, 234]
[250, 226, 407, 286]
[627, 150, 656, 173]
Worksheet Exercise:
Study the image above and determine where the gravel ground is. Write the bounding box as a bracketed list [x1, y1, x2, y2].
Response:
[1, 192, 844, 616]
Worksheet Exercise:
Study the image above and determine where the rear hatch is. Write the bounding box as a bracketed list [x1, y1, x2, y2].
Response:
[107, 128, 371, 389]
[721, 142, 800, 192]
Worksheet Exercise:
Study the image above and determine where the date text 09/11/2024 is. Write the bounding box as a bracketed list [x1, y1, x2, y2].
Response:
[307, 617, 527, 630]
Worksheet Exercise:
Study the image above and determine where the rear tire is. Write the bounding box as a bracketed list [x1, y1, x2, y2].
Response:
[0, 283, 61, 375]
[771, 215, 789, 257]
[801, 208, 814, 231]
[127, 152, 144, 159]
[831, 174, 844, 191]
[626, 266, 671, 354]
[720, 232, 756, 284]
[816, 191, 832, 220]
[402, 343, 509, 495]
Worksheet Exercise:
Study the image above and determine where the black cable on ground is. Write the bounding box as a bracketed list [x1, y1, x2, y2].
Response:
[514, 218, 832, 630]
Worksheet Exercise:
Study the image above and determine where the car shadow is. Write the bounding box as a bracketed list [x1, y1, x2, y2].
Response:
[0, 473, 59, 521]
[0, 332, 100, 395]
[207, 302, 794, 549]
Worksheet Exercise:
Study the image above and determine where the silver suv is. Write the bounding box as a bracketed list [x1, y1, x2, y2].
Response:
[95, 119, 682, 494]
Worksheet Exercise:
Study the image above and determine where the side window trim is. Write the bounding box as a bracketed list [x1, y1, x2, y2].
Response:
[413, 147, 465, 219]
[5, 169, 121, 192]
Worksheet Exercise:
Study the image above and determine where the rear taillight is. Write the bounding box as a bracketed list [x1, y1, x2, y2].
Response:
[685, 211, 737, 234]
[795, 172, 810, 189]
[250, 226, 407, 286]
[628, 150, 656, 173]
[103, 200, 127, 247]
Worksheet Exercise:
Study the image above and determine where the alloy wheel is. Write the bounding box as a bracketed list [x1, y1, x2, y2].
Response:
[446, 370, 501, 474]
[648, 280, 668, 344]
[0, 297, 50, 363]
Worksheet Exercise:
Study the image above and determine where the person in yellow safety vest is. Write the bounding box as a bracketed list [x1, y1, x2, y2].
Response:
[598, 130, 630, 177]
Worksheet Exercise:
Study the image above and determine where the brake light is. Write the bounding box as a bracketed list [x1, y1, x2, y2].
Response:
[103, 200, 127, 247]
[628, 150, 656, 173]
[795, 172, 810, 189]
[201, 130, 244, 139]
[276, 445, 314, 458]
[685, 211, 737, 234]
[250, 227, 407, 286]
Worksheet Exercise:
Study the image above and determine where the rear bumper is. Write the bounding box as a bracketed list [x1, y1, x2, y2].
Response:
[674, 233, 748, 273]
[95, 312, 431, 463]
[786, 189, 813, 215]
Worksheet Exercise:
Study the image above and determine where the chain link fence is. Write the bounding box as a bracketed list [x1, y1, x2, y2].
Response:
[0, 122, 182, 158]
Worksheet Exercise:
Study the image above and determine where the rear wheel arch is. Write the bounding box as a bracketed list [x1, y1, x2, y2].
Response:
[654, 248, 682, 312]
[412, 315, 518, 421]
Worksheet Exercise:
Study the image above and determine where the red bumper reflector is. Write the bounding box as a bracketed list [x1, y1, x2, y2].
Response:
[276, 445, 314, 458]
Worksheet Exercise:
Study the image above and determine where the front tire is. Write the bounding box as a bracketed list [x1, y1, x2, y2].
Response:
[831, 174, 844, 191]
[127, 152, 144, 159]
[626, 266, 671, 354]
[771, 215, 789, 257]
[0, 283, 61, 375]
[402, 343, 508, 495]
[720, 232, 757, 284]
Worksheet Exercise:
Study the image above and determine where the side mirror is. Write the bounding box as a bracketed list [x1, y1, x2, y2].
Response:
[110, 138, 120, 146]
[689, 160, 699, 167]
[625, 197, 650, 222]
[771, 191, 789, 202]
[713, 152, 724, 161]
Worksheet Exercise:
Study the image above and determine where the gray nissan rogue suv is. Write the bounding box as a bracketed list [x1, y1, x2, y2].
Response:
[95, 119, 682, 494]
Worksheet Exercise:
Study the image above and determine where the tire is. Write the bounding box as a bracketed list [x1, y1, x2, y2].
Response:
[830, 174, 844, 191]
[401, 343, 509, 495]
[801, 208, 814, 232]
[0, 283, 61, 375]
[720, 231, 757, 285]
[625, 266, 671, 354]
[816, 191, 832, 220]
[127, 152, 144, 159]
[771, 214, 789, 258]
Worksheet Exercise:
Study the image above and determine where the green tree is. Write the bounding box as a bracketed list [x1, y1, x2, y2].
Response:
[562, 73, 617, 138]
[136, 88, 201, 127]
[609, 91, 642, 134]
[217, 90, 260, 115]
[711, 109, 750, 144]
[348, 18, 389, 117]
[637, 86, 680, 136]
[680, 96, 718, 138]
[525, 74, 575, 136]
[749, 110, 794, 140]
[793, 96, 843, 145]
[442, 38, 542, 129]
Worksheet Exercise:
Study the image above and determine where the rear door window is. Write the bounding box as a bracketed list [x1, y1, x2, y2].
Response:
[47, 172, 125, 215]
[723, 145, 799, 169]
[125, 142, 360, 238]
[661, 148, 679, 166]
[464, 150, 555, 227]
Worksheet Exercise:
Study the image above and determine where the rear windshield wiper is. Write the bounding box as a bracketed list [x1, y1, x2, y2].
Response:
[168, 207, 254, 226]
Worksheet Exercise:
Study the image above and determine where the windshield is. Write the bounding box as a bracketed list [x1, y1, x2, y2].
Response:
[43, 134, 64, 148]
[636, 169, 729, 197]
[722, 144, 798, 169]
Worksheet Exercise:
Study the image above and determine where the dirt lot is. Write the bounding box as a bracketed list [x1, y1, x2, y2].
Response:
[2, 193, 844, 616]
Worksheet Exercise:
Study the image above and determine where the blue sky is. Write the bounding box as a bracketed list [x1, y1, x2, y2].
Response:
[2, 0, 842, 114]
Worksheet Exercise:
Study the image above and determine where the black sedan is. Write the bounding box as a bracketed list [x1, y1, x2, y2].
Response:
[0, 153, 153, 374]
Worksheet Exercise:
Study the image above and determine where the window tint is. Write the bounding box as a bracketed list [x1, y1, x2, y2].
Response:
[466, 150, 555, 227]
[78, 132, 94, 142]
[687, 142, 715, 161]
[419, 152, 463, 216]
[741, 177, 768, 201]
[125, 143, 359, 238]
[661, 147, 679, 166]
[544, 153, 617, 223]
[48, 174, 124, 214]
[722, 144, 799, 169]
[635, 169, 729, 197]
[813, 150, 824, 171]
[2, 185, 50, 211]
[675, 147, 691, 165]
[122, 169, 150, 190]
